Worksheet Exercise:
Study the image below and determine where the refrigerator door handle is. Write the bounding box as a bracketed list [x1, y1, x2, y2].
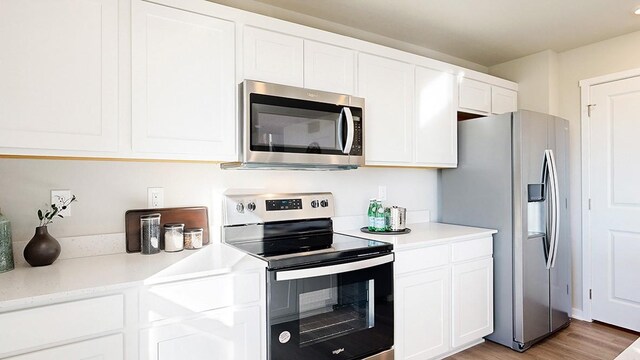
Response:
[548, 149, 561, 268]
[543, 149, 559, 270]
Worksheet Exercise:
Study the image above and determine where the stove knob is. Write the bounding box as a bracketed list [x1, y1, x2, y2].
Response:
[236, 202, 244, 213]
[320, 199, 329, 208]
[311, 200, 319, 208]
[247, 202, 256, 212]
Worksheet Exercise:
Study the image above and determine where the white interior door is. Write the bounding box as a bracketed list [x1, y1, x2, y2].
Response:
[589, 75, 640, 331]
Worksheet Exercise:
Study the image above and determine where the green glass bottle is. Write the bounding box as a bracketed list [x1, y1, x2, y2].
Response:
[0, 208, 15, 273]
[374, 200, 386, 231]
[367, 199, 377, 231]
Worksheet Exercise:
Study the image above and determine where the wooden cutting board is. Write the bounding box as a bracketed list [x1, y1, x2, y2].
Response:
[125, 206, 209, 253]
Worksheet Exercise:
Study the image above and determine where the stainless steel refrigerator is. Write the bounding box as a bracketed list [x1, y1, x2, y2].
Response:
[441, 110, 571, 351]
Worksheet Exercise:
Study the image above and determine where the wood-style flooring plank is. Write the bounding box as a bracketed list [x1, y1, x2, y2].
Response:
[446, 320, 639, 360]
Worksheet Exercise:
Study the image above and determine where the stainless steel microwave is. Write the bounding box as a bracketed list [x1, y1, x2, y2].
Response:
[221, 80, 364, 170]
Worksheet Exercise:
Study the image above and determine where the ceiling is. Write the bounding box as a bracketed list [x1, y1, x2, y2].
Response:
[246, 0, 640, 67]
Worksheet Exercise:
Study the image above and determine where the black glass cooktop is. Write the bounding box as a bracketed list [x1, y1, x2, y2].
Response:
[230, 232, 393, 270]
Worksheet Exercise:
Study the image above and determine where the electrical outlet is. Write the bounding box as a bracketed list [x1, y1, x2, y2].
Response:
[148, 188, 164, 208]
[378, 185, 387, 201]
[51, 190, 72, 217]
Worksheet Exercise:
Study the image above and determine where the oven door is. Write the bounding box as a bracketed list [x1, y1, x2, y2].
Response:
[267, 254, 394, 360]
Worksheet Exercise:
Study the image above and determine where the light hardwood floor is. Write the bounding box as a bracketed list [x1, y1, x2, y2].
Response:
[446, 320, 639, 360]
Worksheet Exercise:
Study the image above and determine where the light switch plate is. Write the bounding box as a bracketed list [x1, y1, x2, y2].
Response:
[51, 190, 72, 217]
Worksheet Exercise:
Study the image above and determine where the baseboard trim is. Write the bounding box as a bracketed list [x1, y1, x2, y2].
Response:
[571, 308, 590, 321]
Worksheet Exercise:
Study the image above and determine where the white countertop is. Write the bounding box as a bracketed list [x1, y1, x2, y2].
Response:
[0, 244, 265, 309]
[338, 222, 497, 250]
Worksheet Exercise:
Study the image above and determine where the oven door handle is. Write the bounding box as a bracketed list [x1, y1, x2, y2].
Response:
[275, 253, 394, 281]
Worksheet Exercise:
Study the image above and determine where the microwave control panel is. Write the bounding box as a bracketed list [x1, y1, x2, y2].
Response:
[350, 115, 363, 156]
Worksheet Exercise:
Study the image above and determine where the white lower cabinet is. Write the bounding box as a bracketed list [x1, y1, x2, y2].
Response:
[395, 267, 450, 360]
[6, 334, 123, 360]
[452, 258, 494, 347]
[140, 305, 261, 360]
[394, 236, 494, 360]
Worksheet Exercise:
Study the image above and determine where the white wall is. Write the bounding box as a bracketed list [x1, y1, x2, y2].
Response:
[0, 158, 437, 245]
[489, 49, 560, 115]
[489, 29, 640, 315]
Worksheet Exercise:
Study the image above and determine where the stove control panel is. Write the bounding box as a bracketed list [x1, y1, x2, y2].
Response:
[223, 192, 334, 226]
[266, 198, 302, 211]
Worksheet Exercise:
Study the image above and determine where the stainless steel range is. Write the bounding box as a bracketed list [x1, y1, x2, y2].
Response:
[222, 192, 394, 360]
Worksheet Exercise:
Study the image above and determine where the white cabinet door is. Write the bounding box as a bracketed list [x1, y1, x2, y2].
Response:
[395, 267, 450, 360]
[304, 40, 355, 94]
[491, 86, 518, 114]
[451, 258, 493, 348]
[415, 66, 456, 167]
[140, 305, 261, 360]
[243, 26, 303, 87]
[6, 334, 123, 360]
[0, 0, 118, 153]
[131, 0, 236, 160]
[458, 78, 491, 114]
[358, 53, 414, 164]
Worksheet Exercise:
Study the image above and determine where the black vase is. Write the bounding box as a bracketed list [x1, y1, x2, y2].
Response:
[23, 226, 61, 267]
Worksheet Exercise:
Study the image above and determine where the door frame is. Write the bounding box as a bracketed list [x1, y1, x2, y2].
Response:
[578, 67, 640, 322]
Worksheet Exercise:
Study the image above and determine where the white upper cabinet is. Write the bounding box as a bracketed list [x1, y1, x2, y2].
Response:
[458, 78, 491, 114]
[491, 86, 518, 114]
[459, 77, 518, 115]
[243, 26, 303, 87]
[358, 53, 414, 164]
[415, 66, 457, 167]
[131, 0, 236, 160]
[0, 0, 118, 153]
[304, 40, 355, 94]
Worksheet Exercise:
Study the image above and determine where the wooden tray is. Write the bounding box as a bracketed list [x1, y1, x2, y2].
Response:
[125, 206, 209, 253]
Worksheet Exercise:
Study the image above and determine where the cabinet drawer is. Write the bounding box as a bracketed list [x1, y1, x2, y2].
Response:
[6, 334, 123, 360]
[140, 272, 261, 323]
[395, 244, 449, 275]
[451, 237, 493, 263]
[0, 295, 124, 355]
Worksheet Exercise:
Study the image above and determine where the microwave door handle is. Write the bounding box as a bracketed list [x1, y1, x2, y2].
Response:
[337, 108, 346, 151]
[342, 107, 354, 154]
[275, 254, 393, 281]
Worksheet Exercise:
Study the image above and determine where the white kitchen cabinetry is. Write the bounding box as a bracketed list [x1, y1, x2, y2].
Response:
[140, 306, 260, 360]
[139, 270, 264, 360]
[0, 0, 118, 152]
[452, 257, 493, 347]
[131, 0, 236, 160]
[491, 86, 518, 114]
[243, 26, 304, 87]
[415, 66, 457, 167]
[396, 267, 451, 360]
[6, 335, 123, 360]
[0, 294, 126, 359]
[459, 78, 518, 115]
[358, 53, 414, 164]
[394, 236, 494, 360]
[304, 40, 355, 94]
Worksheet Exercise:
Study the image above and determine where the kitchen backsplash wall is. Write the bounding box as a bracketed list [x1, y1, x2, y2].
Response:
[0, 158, 437, 243]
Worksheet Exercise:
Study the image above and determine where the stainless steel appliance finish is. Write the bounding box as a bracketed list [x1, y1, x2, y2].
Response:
[221, 80, 365, 170]
[388, 206, 406, 231]
[222, 192, 394, 360]
[441, 110, 571, 352]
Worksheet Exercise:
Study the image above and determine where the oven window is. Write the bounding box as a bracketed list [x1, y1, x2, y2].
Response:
[297, 277, 374, 347]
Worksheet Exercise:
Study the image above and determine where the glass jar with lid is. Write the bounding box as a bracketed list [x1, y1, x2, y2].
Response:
[184, 228, 204, 250]
[164, 223, 184, 252]
[140, 213, 161, 254]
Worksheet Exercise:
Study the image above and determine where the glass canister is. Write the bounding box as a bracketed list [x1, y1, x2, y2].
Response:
[184, 228, 204, 250]
[140, 213, 161, 255]
[0, 208, 14, 273]
[163, 223, 184, 252]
